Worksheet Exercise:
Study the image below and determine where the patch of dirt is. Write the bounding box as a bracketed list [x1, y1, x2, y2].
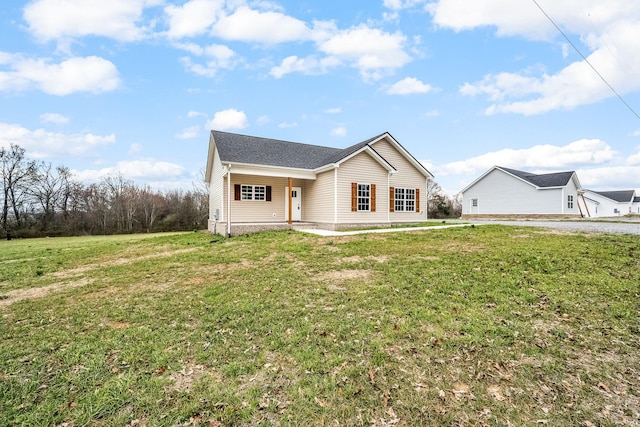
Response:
[0, 257, 37, 264]
[166, 361, 222, 393]
[439, 242, 485, 253]
[0, 278, 94, 308]
[314, 269, 372, 283]
[1, 248, 203, 308]
[51, 248, 199, 279]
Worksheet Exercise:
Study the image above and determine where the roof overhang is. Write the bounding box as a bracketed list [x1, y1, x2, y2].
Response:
[224, 162, 317, 180]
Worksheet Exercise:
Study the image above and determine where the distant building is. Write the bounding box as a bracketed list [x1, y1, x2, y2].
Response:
[461, 166, 582, 219]
[579, 190, 638, 217]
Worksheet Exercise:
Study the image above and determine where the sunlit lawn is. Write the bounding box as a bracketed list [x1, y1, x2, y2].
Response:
[1, 227, 639, 426]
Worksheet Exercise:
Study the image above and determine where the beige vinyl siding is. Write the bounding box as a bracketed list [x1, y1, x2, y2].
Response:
[224, 174, 297, 222]
[336, 152, 389, 223]
[372, 139, 426, 221]
[303, 169, 335, 223]
[209, 147, 225, 221]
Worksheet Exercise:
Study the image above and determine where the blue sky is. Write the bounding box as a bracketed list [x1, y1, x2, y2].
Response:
[2, 0, 640, 195]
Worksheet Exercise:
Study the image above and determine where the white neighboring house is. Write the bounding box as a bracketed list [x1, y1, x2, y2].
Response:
[579, 190, 638, 217]
[461, 166, 582, 219]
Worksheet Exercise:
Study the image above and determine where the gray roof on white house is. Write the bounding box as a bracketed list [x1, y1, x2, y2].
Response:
[210, 130, 434, 178]
[212, 130, 344, 169]
[590, 190, 636, 203]
[499, 167, 575, 188]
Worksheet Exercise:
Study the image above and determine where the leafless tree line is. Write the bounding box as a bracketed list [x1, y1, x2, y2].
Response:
[1, 144, 208, 239]
[426, 179, 462, 219]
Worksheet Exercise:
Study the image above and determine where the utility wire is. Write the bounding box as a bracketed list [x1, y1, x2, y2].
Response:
[531, 0, 640, 120]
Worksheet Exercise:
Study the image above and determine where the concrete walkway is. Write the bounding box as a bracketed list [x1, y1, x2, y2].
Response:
[296, 223, 474, 236]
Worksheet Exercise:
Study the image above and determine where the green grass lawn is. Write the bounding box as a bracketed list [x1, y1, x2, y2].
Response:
[1, 227, 638, 426]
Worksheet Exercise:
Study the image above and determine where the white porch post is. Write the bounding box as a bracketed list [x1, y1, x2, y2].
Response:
[227, 164, 231, 237]
[334, 168, 338, 223]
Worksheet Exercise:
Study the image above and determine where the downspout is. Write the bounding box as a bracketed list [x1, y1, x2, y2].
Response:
[227, 164, 231, 237]
[425, 177, 429, 221]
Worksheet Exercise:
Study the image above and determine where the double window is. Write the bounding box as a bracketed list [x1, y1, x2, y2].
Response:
[394, 188, 416, 212]
[567, 195, 574, 209]
[241, 185, 265, 201]
[389, 186, 420, 213]
[234, 184, 271, 202]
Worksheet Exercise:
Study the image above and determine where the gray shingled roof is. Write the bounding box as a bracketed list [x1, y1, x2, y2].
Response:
[499, 167, 575, 188]
[212, 130, 393, 170]
[592, 190, 636, 203]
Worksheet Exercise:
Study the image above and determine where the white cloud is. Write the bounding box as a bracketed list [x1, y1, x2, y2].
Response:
[0, 122, 115, 158]
[278, 122, 298, 128]
[627, 146, 640, 165]
[318, 25, 411, 80]
[270, 55, 340, 78]
[424, 109, 441, 117]
[23, 0, 159, 43]
[72, 160, 186, 182]
[0, 53, 120, 95]
[257, 115, 271, 125]
[576, 165, 640, 190]
[325, 107, 342, 114]
[206, 109, 248, 130]
[331, 126, 347, 137]
[384, 0, 427, 10]
[129, 143, 143, 154]
[187, 111, 206, 118]
[212, 6, 311, 44]
[387, 77, 433, 95]
[164, 0, 223, 39]
[40, 113, 70, 124]
[428, 0, 640, 114]
[176, 42, 238, 77]
[433, 138, 616, 176]
[176, 125, 200, 139]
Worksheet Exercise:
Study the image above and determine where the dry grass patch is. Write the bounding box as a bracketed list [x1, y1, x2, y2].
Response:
[313, 269, 372, 283]
[0, 277, 94, 307]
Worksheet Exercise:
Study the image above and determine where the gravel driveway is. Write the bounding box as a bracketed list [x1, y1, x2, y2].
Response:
[468, 218, 640, 235]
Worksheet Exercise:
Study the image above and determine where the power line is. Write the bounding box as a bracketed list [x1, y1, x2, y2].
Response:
[531, 0, 640, 121]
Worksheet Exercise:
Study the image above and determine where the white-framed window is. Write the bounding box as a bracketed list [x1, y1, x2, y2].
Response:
[471, 198, 478, 207]
[394, 188, 416, 212]
[357, 184, 370, 211]
[567, 195, 574, 209]
[241, 185, 267, 201]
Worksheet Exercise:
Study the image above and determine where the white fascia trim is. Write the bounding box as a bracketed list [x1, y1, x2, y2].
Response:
[224, 162, 316, 180]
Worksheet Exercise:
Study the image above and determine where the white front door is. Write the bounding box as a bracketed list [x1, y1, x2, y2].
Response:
[285, 187, 302, 221]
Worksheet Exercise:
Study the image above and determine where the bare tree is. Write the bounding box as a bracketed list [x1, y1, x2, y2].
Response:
[1, 144, 37, 236]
